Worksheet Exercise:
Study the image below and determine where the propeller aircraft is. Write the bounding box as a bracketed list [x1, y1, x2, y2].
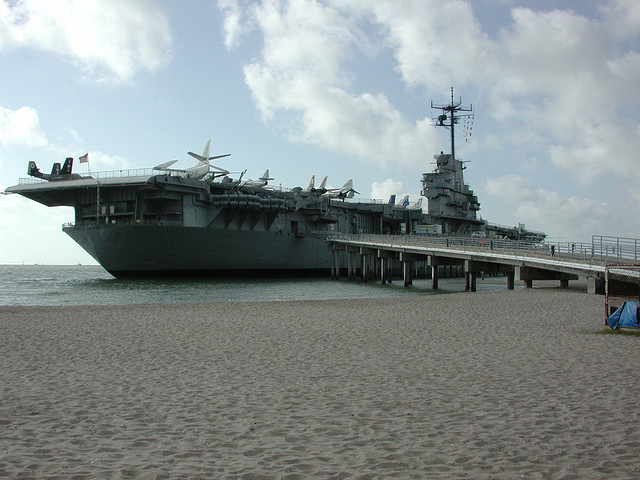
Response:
[27, 157, 82, 181]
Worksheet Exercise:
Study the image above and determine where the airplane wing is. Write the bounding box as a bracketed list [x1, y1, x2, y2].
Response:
[208, 154, 231, 161]
[154, 160, 178, 170]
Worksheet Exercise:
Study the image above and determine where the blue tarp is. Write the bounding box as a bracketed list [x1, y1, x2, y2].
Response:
[607, 301, 639, 330]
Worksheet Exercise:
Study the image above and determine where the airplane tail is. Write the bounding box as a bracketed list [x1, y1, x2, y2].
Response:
[307, 175, 315, 190]
[388, 194, 396, 205]
[28, 161, 41, 177]
[188, 139, 231, 163]
[187, 139, 211, 163]
[60, 157, 73, 175]
[341, 179, 356, 194]
[51, 162, 61, 175]
[260, 169, 274, 181]
[318, 175, 328, 190]
[345, 179, 359, 197]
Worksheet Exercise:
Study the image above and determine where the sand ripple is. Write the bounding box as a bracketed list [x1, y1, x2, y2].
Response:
[1, 289, 639, 478]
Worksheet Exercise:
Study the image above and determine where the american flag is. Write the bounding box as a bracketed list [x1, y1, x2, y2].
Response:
[79, 153, 89, 163]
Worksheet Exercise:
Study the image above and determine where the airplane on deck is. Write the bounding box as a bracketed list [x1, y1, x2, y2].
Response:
[28, 157, 83, 181]
[394, 195, 423, 210]
[322, 179, 359, 199]
[239, 169, 274, 191]
[292, 175, 329, 197]
[153, 139, 230, 180]
[407, 197, 423, 210]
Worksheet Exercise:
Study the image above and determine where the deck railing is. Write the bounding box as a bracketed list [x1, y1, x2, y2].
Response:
[17, 168, 156, 184]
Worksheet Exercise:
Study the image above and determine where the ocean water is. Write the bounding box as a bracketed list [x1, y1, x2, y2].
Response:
[0, 264, 506, 306]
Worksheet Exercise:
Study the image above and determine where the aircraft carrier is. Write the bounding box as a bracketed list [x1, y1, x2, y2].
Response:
[5, 92, 545, 278]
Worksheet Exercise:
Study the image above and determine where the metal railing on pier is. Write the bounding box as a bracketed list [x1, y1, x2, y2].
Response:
[330, 233, 640, 266]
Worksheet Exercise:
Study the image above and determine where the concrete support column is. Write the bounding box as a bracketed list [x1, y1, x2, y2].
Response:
[330, 249, 337, 279]
[587, 277, 605, 295]
[507, 271, 515, 290]
[403, 261, 413, 287]
[431, 265, 439, 290]
[362, 255, 369, 282]
[399, 252, 421, 288]
[429, 256, 440, 290]
[468, 271, 477, 292]
[378, 251, 394, 285]
[380, 257, 387, 285]
[516, 266, 577, 290]
[366, 255, 376, 282]
[335, 249, 342, 280]
[363, 255, 370, 282]
[347, 250, 357, 281]
[353, 252, 359, 281]
[465, 259, 508, 293]
[360, 247, 377, 283]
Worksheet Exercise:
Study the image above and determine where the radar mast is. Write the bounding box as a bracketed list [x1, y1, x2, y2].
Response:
[431, 87, 473, 161]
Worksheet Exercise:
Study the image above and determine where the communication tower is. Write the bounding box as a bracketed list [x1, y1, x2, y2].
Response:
[431, 87, 473, 161]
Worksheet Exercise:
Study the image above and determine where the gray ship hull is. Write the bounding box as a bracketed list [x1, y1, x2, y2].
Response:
[64, 224, 332, 278]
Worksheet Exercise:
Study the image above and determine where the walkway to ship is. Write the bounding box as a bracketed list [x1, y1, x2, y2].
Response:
[327, 234, 640, 294]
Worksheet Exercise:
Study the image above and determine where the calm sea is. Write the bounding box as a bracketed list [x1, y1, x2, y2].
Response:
[0, 264, 506, 306]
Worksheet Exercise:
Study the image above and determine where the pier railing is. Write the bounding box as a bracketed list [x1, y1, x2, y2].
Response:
[330, 233, 640, 266]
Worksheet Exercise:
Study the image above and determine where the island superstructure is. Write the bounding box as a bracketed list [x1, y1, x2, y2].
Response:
[420, 88, 481, 235]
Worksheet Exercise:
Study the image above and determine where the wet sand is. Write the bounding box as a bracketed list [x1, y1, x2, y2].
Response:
[1, 289, 638, 479]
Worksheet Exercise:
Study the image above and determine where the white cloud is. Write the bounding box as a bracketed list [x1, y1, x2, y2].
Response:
[601, 0, 640, 39]
[0, 106, 47, 147]
[549, 117, 640, 185]
[485, 175, 623, 241]
[0, 0, 173, 82]
[498, 8, 609, 97]
[219, 0, 246, 49]
[82, 151, 132, 171]
[227, 0, 440, 168]
[364, 0, 492, 90]
[221, 1, 640, 183]
[0, 191, 93, 264]
[370, 178, 404, 202]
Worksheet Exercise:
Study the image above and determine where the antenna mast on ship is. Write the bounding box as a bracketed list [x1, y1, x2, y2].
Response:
[431, 87, 473, 161]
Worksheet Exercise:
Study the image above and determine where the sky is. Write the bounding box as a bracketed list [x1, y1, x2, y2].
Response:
[1, 0, 639, 265]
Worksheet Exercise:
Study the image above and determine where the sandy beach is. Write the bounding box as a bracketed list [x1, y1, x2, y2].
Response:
[1, 289, 638, 479]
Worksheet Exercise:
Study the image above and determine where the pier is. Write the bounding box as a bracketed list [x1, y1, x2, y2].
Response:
[328, 234, 640, 295]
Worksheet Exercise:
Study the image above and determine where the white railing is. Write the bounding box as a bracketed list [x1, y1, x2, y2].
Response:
[90, 168, 155, 179]
[17, 168, 155, 184]
[330, 233, 640, 266]
[591, 235, 640, 262]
